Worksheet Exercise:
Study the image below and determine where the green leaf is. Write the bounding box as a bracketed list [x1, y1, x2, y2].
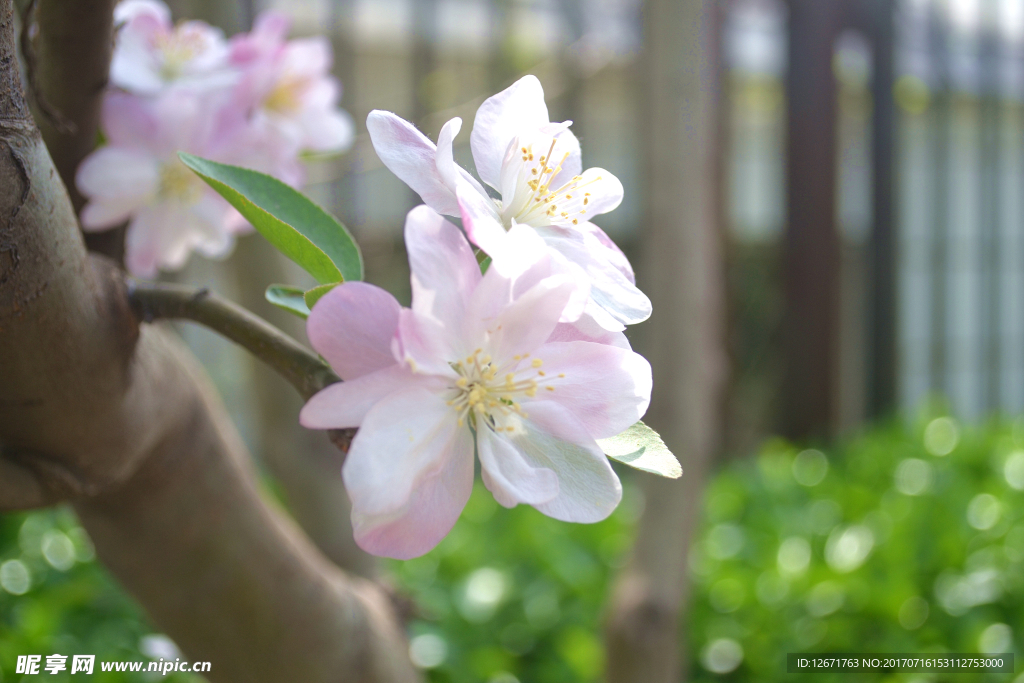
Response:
[179, 153, 362, 283]
[266, 284, 310, 319]
[479, 256, 492, 274]
[597, 421, 682, 479]
[304, 283, 337, 310]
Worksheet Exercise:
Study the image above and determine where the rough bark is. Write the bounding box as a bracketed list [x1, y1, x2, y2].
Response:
[604, 0, 725, 681]
[0, 2, 418, 680]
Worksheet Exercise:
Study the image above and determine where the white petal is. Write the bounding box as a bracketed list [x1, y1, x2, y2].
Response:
[530, 341, 652, 439]
[533, 225, 651, 325]
[471, 75, 550, 189]
[456, 182, 507, 256]
[478, 427, 559, 508]
[514, 401, 622, 523]
[75, 147, 158, 202]
[343, 387, 474, 559]
[366, 110, 460, 216]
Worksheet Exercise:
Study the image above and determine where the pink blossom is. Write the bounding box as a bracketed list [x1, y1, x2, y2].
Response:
[111, 0, 236, 95]
[76, 91, 256, 277]
[229, 11, 354, 161]
[366, 75, 651, 331]
[299, 206, 652, 559]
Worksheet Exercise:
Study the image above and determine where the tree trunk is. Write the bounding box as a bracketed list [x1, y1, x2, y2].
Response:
[0, 2, 418, 681]
[604, 0, 725, 681]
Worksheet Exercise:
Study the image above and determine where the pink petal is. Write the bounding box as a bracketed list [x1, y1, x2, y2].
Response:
[114, 0, 171, 25]
[477, 427, 559, 508]
[282, 38, 332, 77]
[101, 92, 159, 148]
[529, 340, 652, 439]
[396, 309, 461, 377]
[343, 387, 474, 559]
[513, 400, 622, 523]
[366, 110, 461, 216]
[307, 282, 402, 380]
[405, 205, 481, 331]
[299, 364, 432, 429]
[548, 315, 631, 349]
[484, 273, 576, 363]
[471, 75, 550, 189]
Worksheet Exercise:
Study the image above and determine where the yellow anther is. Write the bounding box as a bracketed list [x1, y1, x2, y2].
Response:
[456, 377, 468, 387]
[572, 219, 579, 225]
[513, 355, 522, 361]
[558, 373, 566, 378]
[531, 359, 543, 368]
[546, 386, 555, 392]
[538, 370, 546, 376]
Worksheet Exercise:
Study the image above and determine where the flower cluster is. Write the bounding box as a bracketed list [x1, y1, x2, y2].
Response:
[302, 77, 654, 559]
[76, 0, 353, 277]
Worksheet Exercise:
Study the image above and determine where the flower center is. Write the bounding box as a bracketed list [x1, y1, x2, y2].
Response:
[446, 349, 562, 432]
[155, 26, 209, 80]
[264, 76, 308, 115]
[158, 161, 204, 204]
[501, 137, 603, 229]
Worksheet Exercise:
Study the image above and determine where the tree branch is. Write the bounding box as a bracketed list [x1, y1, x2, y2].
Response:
[126, 279, 355, 453]
[127, 279, 339, 401]
[0, 1, 412, 678]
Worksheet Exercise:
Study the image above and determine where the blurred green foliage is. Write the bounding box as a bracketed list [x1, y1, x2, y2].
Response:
[687, 413, 1024, 683]
[2, 413, 1024, 682]
[0, 509, 202, 682]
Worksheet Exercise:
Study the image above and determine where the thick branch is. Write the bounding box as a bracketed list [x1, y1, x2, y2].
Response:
[127, 280, 339, 401]
[0, 1, 415, 679]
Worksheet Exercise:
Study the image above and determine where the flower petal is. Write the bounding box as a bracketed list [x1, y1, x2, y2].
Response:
[405, 205, 481, 330]
[396, 309, 461, 377]
[456, 181, 507, 256]
[548, 315, 631, 349]
[307, 282, 401, 380]
[471, 75, 550, 189]
[366, 110, 461, 216]
[513, 400, 622, 523]
[343, 387, 474, 559]
[477, 427, 559, 508]
[533, 225, 651, 325]
[530, 340, 652, 439]
[75, 147, 158, 209]
[484, 273, 576, 363]
[299, 364, 432, 429]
